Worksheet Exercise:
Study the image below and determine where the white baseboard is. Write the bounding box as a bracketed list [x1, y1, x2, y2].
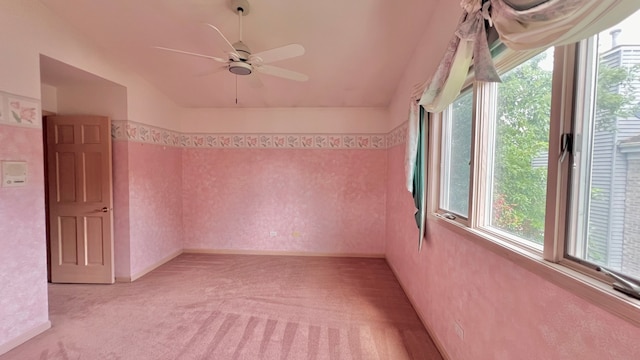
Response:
[182, 248, 385, 258]
[386, 260, 450, 360]
[0, 321, 51, 356]
[116, 249, 183, 282]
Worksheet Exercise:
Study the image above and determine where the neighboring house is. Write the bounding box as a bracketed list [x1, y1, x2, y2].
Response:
[620, 135, 640, 276]
[528, 42, 640, 277]
[587, 43, 640, 274]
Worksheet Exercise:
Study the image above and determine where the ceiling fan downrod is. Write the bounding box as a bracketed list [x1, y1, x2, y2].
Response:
[228, 0, 252, 76]
[238, 7, 243, 42]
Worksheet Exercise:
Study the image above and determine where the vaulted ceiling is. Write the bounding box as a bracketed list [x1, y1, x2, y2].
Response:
[39, 0, 438, 108]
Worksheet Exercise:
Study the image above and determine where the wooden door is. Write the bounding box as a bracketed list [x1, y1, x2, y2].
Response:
[46, 115, 114, 284]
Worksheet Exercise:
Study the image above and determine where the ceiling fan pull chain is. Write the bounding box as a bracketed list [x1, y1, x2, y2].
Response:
[235, 75, 238, 105]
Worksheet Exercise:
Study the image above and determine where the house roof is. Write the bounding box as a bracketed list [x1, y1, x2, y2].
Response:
[619, 134, 640, 153]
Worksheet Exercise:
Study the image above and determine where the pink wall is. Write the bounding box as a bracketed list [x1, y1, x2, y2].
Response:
[113, 141, 183, 278]
[387, 1, 460, 129]
[112, 141, 131, 278]
[385, 142, 640, 359]
[0, 125, 49, 348]
[182, 148, 386, 255]
[179, 107, 389, 134]
[128, 142, 183, 275]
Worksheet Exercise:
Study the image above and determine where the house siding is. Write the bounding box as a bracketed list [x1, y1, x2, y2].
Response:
[587, 45, 640, 268]
[623, 151, 640, 275]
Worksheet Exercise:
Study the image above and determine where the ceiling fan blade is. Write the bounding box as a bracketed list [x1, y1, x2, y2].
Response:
[154, 46, 227, 63]
[206, 24, 239, 56]
[250, 44, 305, 65]
[193, 65, 228, 77]
[255, 65, 309, 82]
[246, 73, 264, 88]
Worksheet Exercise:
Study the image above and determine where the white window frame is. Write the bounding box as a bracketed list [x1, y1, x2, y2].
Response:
[434, 86, 475, 226]
[426, 42, 640, 327]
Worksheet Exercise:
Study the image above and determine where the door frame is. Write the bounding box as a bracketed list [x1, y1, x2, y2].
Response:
[42, 110, 56, 282]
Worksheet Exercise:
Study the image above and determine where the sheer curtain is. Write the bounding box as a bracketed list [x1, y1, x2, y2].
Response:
[412, 108, 428, 251]
[404, 0, 640, 248]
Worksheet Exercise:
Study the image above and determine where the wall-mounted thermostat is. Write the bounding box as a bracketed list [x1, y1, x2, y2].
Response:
[2, 161, 27, 187]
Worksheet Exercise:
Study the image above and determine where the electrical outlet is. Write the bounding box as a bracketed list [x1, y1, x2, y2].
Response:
[269, 231, 277, 237]
[454, 321, 464, 340]
[292, 231, 301, 238]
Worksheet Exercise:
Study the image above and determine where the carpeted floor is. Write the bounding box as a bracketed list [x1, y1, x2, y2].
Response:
[2, 254, 442, 359]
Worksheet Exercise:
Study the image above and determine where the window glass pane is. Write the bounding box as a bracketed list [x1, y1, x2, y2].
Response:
[568, 10, 640, 280]
[487, 48, 554, 245]
[440, 90, 473, 217]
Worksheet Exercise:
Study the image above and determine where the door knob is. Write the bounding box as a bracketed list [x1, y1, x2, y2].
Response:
[101, 207, 109, 213]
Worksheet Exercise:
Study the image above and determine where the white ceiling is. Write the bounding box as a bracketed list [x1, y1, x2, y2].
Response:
[39, 0, 439, 108]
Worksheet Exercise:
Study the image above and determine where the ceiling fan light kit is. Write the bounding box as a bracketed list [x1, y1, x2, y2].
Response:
[229, 61, 252, 75]
[155, 0, 308, 83]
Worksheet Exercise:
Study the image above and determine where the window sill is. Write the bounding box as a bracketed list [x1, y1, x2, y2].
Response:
[429, 213, 640, 327]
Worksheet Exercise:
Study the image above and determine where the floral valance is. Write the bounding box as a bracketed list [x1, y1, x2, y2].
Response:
[405, 0, 640, 193]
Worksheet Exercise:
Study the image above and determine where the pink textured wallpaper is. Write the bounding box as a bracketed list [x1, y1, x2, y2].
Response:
[0, 125, 48, 347]
[385, 143, 640, 359]
[126, 142, 183, 276]
[182, 148, 386, 255]
[112, 141, 131, 278]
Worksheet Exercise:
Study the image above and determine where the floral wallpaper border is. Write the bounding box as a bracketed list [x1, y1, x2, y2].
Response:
[112, 120, 409, 149]
[387, 121, 408, 148]
[0, 91, 41, 129]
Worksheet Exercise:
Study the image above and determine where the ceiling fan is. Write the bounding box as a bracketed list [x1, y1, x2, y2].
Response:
[155, 0, 308, 83]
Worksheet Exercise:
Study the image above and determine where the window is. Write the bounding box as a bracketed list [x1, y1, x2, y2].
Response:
[428, 9, 640, 320]
[485, 48, 554, 247]
[439, 89, 473, 219]
[566, 15, 640, 282]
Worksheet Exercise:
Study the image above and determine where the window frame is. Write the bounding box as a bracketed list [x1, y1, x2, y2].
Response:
[554, 38, 635, 285]
[426, 41, 640, 327]
[434, 85, 476, 226]
[478, 46, 558, 252]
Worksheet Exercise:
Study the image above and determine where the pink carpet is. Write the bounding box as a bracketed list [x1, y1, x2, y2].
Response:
[2, 254, 442, 359]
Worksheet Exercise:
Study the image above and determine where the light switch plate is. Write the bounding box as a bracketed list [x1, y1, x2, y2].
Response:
[2, 161, 27, 187]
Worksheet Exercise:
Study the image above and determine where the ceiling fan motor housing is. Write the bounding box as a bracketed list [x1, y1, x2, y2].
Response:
[228, 40, 252, 75]
[232, 41, 251, 61]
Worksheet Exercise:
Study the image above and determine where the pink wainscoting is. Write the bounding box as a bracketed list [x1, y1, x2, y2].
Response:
[126, 142, 183, 276]
[182, 148, 386, 255]
[112, 141, 131, 278]
[0, 125, 48, 347]
[385, 143, 640, 359]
